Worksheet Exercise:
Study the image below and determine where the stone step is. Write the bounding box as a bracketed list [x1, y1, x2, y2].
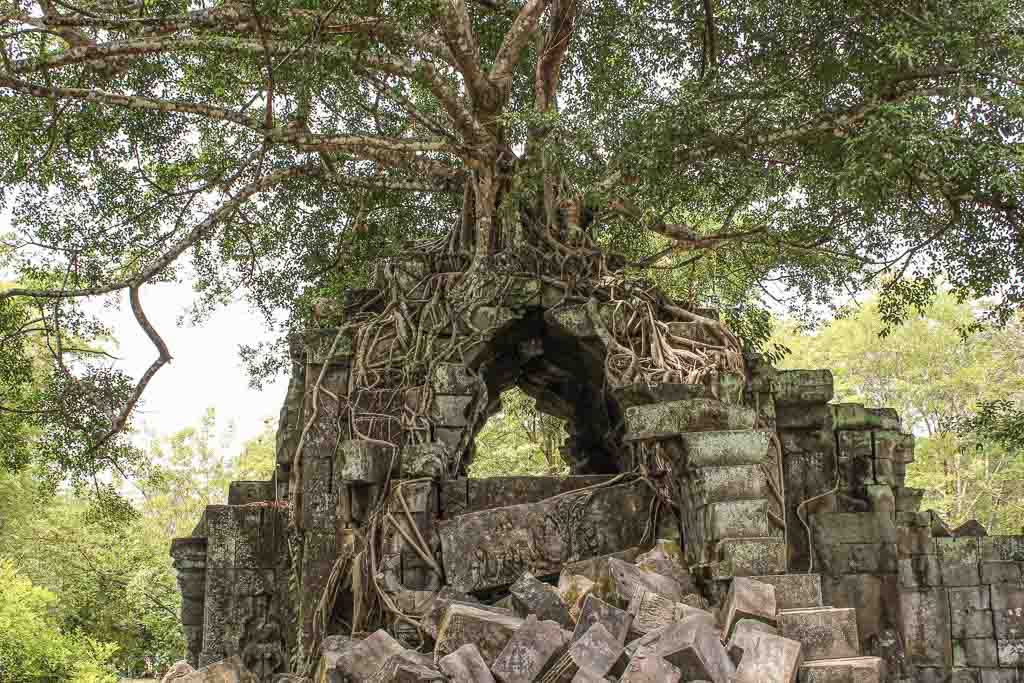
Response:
[750, 574, 824, 610]
[623, 399, 757, 441]
[678, 430, 774, 467]
[688, 464, 770, 504]
[777, 607, 860, 662]
[712, 539, 788, 578]
[797, 656, 884, 682]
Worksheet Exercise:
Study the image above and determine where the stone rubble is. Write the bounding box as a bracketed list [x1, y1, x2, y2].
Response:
[300, 546, 884, 683]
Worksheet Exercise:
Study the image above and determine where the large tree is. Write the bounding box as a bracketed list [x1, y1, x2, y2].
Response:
[1, 0, 1022, 474]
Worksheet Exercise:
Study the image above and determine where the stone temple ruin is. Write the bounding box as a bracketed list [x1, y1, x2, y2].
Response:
[169, 245, 1024, 683]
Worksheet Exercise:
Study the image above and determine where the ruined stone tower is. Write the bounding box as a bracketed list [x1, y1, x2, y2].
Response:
[171, 248, 1011, 682]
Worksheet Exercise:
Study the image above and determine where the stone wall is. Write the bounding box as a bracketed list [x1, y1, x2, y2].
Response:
[168, 258, 1024, 682]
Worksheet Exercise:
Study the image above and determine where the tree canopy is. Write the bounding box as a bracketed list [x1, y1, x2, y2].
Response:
[2, 0, 1022, 476]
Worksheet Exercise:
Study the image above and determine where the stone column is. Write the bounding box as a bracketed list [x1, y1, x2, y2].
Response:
[170, 536, 208, 668]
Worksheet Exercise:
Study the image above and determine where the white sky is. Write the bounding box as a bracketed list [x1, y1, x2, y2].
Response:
[106, 280, 289, 458]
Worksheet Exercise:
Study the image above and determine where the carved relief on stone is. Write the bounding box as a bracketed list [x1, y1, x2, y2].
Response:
[230, 571, 287, 679]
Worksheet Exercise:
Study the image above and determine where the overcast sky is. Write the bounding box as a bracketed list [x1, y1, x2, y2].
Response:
[106, 280, 290, 457]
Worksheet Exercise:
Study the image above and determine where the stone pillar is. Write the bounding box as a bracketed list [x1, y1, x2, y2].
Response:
[170, 536, 208, 668]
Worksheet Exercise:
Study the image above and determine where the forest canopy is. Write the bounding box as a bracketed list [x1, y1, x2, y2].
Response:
[1, 0, 1022, 482]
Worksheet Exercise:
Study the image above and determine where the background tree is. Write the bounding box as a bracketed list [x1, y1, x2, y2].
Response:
[0, 408, 277, 676]
[1, 0, 1021, 473]
[470, 387, 568, 477]
[777, 290, 1024, 532]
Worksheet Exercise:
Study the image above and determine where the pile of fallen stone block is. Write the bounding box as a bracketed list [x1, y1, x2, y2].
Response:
[164, 539, 886, 682]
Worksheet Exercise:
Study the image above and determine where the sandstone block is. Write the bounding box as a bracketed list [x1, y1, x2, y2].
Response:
[491, 616, 572, 683]
[508, 573, 573, 629]
[714, 538, 787, 578]
[627, 615, 735, 682]
[438, 643, 495, 683]
[607, 557, 684, 603]
[573, 594, 633, 645]
[797, 656, 884, 683]
[437, 482, 653, 593]
[731, 631, 803, 683]
[434, 604, 524, 665]
[623, 399, 757, 440]
[704, 499, 769, 541]
[337, 440, 393, 484]
[721, 577, 778, 640]
[618, 649, 682, 682]
[336, 630, 405, 681]
[777, 608, 859, 662]
[900, 588, 952, 667]
[751, 574, 823, 610]
[678, 430, 773, 467]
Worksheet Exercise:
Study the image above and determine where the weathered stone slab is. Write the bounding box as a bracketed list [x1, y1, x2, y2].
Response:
[628, 590, 712, 635]
[750, 574, 822, 611]
[704, 499, 769, 541]
[437, 481, 653, 592]
[434, 603, 524, 665]
[618, 649, 682, 682]
[690, 465, 770, 504]
[336, 630, 405, 681]
[557, 573, 595, 621]
[635, 540, 690, 589]
[727, 618, 781, 662]
[491, 616, 572, 683]
[731, 631, 803, 683]
[380, 651, 445, 682]
[624, 399, 757, 440]
[337, 440, 393, 484]
[628, 615, 735, 682]
[573, 594, 633, 644]
[721, 577, 778, 640]
[607, 557, 684, 604]
[778, 608, 859, 662]
[566, 623, 624, 680]
[714, 538, 787, 578]
[679, 430, 773, 467]
[509, 573, 573, 628]
[438, 643, 496, 683]
[797, 656, 884, 683]
[775, 370, 834, 405]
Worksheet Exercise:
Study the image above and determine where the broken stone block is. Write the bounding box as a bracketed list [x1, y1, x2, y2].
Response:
[540, 623, 624, 682]
[380, 650, 446, 682]
[726, 618, 781, 663]
[557, 573, 595, 620]
[627, 615, 735, 682]
[704, 499, 770, 541]
[721, 577, 778, 640]
[337, 440, 393, 484]
[438, 643, 495, 683]
[797, 656, 885, 682]
[777, 607, 859, 662]
[679, 429, 773, 467]
[491, 616, 572, 683]
[607, 557, 684, 604]
[750, 574, 823, 610]
[177, 657, 256, 682]
[420, 588, 514, 640]
[437, 482, 653, 593]
[635, 539, 691, 589]
[628, 590, 713, 635]
[434, 603, 524, 665]
[400, 442, 447, 479]
[573, 594, 633, 644]
[624, 399, 757, 439]
[336, 630, 405, 681]
[618, 649, 682, 682]
[713, 539, 787, 578]
[730, 631, 803, 683]
[509, 572, 573, 629]
[316, 635, 356, 682]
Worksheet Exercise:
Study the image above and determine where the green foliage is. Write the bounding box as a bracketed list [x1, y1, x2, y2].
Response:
[470, 388, 569, 478]
[776, 289, 1024, 531]
[0, 559, 119, 683]
[0, 408, 278, 677]
[2, 0, 1022, 474]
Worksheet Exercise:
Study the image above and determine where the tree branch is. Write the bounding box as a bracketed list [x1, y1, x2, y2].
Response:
[491, 0, 547, 91]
